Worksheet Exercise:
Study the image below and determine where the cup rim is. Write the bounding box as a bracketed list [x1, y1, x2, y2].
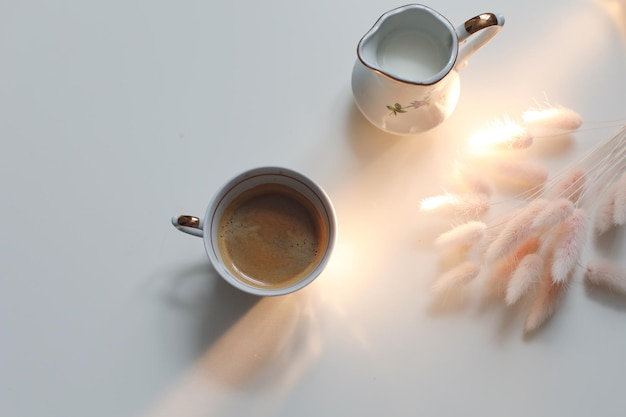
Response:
[202, 166, 337, 296]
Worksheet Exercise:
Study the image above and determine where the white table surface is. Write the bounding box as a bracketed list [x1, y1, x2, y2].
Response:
[2, 0, 626, 416]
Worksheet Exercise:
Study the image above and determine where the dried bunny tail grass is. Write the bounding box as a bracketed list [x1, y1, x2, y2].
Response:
[585, 258, 626, 294]
[435, 221, 487, 249]
[485, 199, 548, 262]
[419, 192, 490, 219]
[522, 105, 582, 132]
[531, 198, 574, 231]
[486, 160, 549, 188]
[432, 261, 481, 294]
[449, 165, 495, 197]
[483, 236, 541, 299]
[472, 210, 517, 255]
[543, 169, 586, 202]
[468, 118, 533, 150]
[524, 271, 566, 333]
[507, 127, 533, 150]
[595, 190, 616, 235]
[505, 253, 544, 305]
[550, 209, 589, 283]
[512, 235, 542, 259]
[612, 172, 626, 225]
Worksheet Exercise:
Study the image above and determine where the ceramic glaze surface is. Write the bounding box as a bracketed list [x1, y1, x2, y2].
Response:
[352, 4, 504, 135]
[352, 61, 461, 134]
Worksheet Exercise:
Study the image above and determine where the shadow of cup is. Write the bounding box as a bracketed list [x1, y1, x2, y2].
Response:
[141, 290, 320, 417]
[157, 261, 313, 387]
[197, 293, 305, 388]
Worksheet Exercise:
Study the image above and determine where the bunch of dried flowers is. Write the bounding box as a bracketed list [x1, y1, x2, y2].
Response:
[421, 103, 626, 333]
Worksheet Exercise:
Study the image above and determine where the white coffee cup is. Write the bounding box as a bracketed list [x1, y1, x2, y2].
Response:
[172, 167, 337, 296]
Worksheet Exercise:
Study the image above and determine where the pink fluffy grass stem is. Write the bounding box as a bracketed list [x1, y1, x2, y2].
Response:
[484, 199, 548, 262]
[521, 105, 582, 132]
[550, 209, 589, 283]
[531, 198, 575, 231]
[432, 261, 481, 295]
[486, 160, 549, 188]
[435, 221, 487, 249]
[585, 258, 626, 294]
[419, 192, 490, 219]
[524, 271, 566, 333]
[505, 253, 544, 305]
[611, 172, 626, 226]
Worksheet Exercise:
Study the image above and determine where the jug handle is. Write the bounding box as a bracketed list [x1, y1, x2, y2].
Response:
[455, 13, 505, 70]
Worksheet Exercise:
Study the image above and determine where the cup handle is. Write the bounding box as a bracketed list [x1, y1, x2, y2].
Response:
[455, 13, 505, 70]
[171, 215, 204, 238]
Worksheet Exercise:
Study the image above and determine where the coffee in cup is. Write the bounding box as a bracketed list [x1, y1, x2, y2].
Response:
[172, 167, 337, 296]
[217, 182, 327, 290]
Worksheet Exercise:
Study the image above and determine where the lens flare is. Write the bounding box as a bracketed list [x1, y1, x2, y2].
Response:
[468, 119, 532, 152]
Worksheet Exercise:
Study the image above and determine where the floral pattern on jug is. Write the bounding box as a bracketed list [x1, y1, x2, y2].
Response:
[386, 96, 432, 116]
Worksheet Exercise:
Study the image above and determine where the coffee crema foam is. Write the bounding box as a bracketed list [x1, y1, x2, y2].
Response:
[217, 183, 326, 289]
